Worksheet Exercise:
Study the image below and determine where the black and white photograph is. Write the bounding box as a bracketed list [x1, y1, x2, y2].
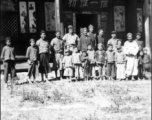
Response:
[1, 0, 151, 120]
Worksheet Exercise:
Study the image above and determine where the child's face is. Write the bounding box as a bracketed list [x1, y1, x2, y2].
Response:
[136, 35, 141, 40]
[89, 28, 94, 33]
[83, 29, 87, 36]
[6, 40, 11, 46]
[82, 52, 87, 56]
[88, 45, 92, 50]
[41, 33, 46, 39]
[144, 50, 147, 54]
[117, 41, 122, 46]
[98, 45, 103, 51]
[56, 32, 60, 38]
[30, 41, 35, 47]
[108, 46, 113, 51]
[111, 34, 116, 38]
[99, 30, 103, 36]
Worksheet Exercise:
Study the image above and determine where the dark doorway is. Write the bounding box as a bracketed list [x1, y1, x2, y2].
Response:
[76, 14, 97, 36]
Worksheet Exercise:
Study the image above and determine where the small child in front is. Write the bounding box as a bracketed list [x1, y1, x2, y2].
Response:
[1, 37, 16, 86]
[95, 43, 106, 80]
[115, 46, 126, 81]
[106, 44, 115, 80]
[26, 38, 39, 83]
[62, 50, 73, 81]
[87, 45, 96, 80]
[72, 47, 83, 80]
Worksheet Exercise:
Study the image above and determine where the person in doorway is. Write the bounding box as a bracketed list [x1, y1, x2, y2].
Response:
[26, 38, 39, 83]
[107, 31, 119, 52]
[51, 30, 64, 80]
[88, 24, 97, 50]
[78, 27, 93, 52]
[1, 37, 16, 86]
[124, 33, 139, 80]
[36, 30, 51, 82]
[63, 25, 80, 52]
[97, 29, 105, 50]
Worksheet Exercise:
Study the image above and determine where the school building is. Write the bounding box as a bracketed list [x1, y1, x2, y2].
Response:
[0, 0, 151, 55]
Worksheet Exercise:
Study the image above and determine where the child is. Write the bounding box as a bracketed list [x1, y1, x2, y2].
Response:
[142, 47, 151, 78]
[72, 47, 83, 80]
[95, 43, 106, 80]
[1, 37, 16, 86]
[106, 44, 115, 80]
[26, 38, 39, 83]
[51, 30, 64, 80]
[62, 50, 73, 81]
[138, 50, 144, 79]
[116, 39, 123, 51]
[115, 46, 126, 81]
[80, 51, 90, 81]
[87, 45, 96, 80]
[36, 30, 51, 82]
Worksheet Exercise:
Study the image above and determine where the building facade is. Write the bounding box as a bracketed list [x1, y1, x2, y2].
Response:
[1, 0, 146, 55]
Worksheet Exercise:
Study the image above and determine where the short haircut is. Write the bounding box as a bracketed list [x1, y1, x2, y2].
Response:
[5, 37, 11, 43]
[83, 27, 87, 31]
[29, 38, 35, 43]
[98, 43, 103, 47]
[107, 44, 113, 48]
[55, 30, 61, 34]
[127, 32, 132, 37]
[98, 29, 103, 32]
[40, 30, 46, 35]
[117, 39, 122, 43]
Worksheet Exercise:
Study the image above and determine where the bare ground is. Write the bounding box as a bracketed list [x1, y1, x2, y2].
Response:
[1, 72, 151, 120]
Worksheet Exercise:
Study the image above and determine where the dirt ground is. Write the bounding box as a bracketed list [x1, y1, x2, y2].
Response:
[1, 72, 151, 120]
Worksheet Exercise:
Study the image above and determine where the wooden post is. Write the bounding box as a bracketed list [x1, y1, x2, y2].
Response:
[55, 0, 60, 31]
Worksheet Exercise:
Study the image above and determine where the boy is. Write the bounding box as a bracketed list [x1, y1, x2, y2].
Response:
[107, 31, 119, 52]
[95, 43, 106, 80]
[26, 38, 39, 83]
[115, 46, 126, 81]
[88, 24, 96, 50]
[1, 37, 16, 86]
[87, 45, 96, 80]
[106, 44, 115, 80]
[97, 29, 105, 50]
[51, 30, 64, 80]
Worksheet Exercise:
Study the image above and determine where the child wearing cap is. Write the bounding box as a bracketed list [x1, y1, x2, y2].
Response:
[62, 49, 73, 81]
[115, 46, 127, 81]
[72, 47, 83, 80]
[87, 45, 96, 80]
[95, 43, 107, 80]
[26, 38, 39, 83]
[106, 44, 115, 80]
[1, 37, 16, 86]
[80, 51, 90, 81]
[107, 31, 119, 52]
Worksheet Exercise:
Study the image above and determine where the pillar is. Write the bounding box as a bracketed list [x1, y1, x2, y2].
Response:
[55, 0, 60, 31]
[126, 0, 137, 35]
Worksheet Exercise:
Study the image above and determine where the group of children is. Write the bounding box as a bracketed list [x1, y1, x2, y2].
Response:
[1, 25, 151, 85]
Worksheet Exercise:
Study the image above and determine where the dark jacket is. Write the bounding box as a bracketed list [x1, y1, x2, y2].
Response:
[78, 35, 93, 51]
[88, 32, 96, 50]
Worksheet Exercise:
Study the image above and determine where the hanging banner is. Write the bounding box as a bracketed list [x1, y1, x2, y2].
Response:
[19, 1, 28, 33]
[63, 0, 111, 11]
[28, 2, 37, 33]
[44, 2, 55, 31]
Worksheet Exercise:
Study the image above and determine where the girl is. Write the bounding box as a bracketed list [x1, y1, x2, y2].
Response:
[95, 43, 106, 80]
[62, 50, 73, 81]
[26, 38, 39, 83]
[36, 30, 51, 82]
[72, 47, 83, 80]
[87, 45, 96, 80]
[80, 51, 90, 81]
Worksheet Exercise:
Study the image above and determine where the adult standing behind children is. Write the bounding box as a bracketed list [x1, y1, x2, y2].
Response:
[78, 27, 93, 52]
[51, 30, 64, 80]
[36, 30, 51, 82]
[124, 33, 139, 80]
[63, 25, 80, 52]
[88, 24, 97, 50]
[97, 29, 105, 50]
[107, 31, 119, 52]
[1, 37, 16, 85]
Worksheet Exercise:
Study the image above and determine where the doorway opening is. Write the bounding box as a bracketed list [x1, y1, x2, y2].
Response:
[76, 14, 97, 36]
